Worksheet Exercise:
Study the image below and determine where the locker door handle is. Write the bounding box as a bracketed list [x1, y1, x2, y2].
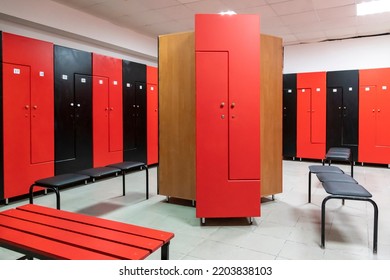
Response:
[110, 107, 114, 111]
[378, 109, 381, 112]
[220, 102, 225, 108]
[24, 105, 29, 109]
[338, 107, 341, 110]
[70, 103, 74, 107]
[231, 102, 236, 108]
[372, 109, 375, 112]
[77, 104, 81, 107]
[343, 107, 346, 110]
[33, 105, 38, 109]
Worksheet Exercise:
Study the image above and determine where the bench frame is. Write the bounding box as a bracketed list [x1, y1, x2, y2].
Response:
[29, 162, 149, 210]
[321, 194, 378, 253]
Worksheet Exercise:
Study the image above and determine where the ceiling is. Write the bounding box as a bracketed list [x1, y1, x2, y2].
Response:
[52, 0, 390, 46]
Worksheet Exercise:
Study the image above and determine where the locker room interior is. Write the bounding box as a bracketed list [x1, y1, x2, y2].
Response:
[1, 0, 390, 261]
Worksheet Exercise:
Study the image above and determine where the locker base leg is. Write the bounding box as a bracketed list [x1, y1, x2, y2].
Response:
[248, 217, 253, 225]
[5, 198, 8, 205]
[200, 218, 206, 225]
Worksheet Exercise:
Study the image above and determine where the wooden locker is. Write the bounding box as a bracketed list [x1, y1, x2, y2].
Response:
[1, 32, 54, 199]
[195, 14, 261, 219]
[297, 72, 326, 160]
[282, 74, 297, 158]
[158, 31, 283, 202]
[359, 68, 390, 164]
[92, 53, 123, 167]
[326, 70, 359, 161]
[54, 45, 93, 174]
[146, 66, 158, 165]
[158, 32, 196, 201]
[122, 60, 147, 163]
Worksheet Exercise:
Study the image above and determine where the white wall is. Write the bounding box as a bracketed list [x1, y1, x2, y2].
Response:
[0, 0, 158, 66]
[284, 34, 390, 74]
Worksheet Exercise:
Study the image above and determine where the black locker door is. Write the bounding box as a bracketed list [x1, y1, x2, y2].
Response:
[326, 70, 359, 161]
[283, 74, 297, 158]
[54, 46, 93, 174]
[122, 60, 147, 163]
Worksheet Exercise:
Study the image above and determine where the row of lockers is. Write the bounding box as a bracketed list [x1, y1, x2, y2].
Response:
[283, 68, 390, 165]
[0, 31, 158, 201]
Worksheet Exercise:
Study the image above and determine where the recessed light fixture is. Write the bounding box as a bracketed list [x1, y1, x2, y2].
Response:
[357, 0, 390, 16]
[219, 10, 237, 16]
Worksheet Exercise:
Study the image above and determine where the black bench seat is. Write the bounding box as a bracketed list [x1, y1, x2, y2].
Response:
[76, 166, 121, 181]
[308, 165, 344, 203]
[321, 181, 378, 253]
[29, 173, 90, 210]
[106, 161, 149, 198]
[323, 147, 353, 177]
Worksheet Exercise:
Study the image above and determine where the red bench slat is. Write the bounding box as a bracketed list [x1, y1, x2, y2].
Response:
[0, 214, 150, 260]
[1, 209, 162, 252]
[0, 225, 117, 260]
[18, 204, 174, 243]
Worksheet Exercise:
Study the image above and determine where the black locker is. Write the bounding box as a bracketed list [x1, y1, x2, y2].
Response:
[283, 74, 297, 158]
[122, 60, 147, 163]
[326, 70, 359, 161]
[54, 45, 93, 174]
[0, 32, 3, 200]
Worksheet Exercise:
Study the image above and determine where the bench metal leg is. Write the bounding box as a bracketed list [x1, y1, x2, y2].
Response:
[321, 195, 378, 253]
[29, 184, 61, 210]
[122, 171, 126, 196]
[144, 165, 149, 200]
[308, 171, 312, 203]
[161, 242, 170, 260]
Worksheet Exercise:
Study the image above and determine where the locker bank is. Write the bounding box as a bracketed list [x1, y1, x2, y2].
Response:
[0, 0, 390, 261]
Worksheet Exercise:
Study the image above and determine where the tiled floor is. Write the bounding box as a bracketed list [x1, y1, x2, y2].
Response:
[1, 160, 389, 260]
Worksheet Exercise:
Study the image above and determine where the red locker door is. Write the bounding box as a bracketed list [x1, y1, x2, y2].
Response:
[92, 54, 123, 166]
[2, 64, 31, 198]
[93, 76, 110, 167]
[195, 14, 260, 219]
[296, 72, 326, 159]
[359, 68, 390, 164]
[147, 66, 158, 165]
[358, 85, 376, 163]
[2, 33, 54, 199]
[376, 85, 390, 148]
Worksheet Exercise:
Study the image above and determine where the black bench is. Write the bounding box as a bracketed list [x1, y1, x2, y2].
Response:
[321, 181, 378, 253]
[29, 162, 149, 210]
[323, 147, 353, 177]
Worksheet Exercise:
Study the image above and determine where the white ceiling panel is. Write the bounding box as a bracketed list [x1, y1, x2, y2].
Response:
[51, 0, 390, 46]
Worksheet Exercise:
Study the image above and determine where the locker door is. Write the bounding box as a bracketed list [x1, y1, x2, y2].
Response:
[282, 74, 297, 158]
[375, 85, 390, 148]
[54, 46, 93, 174]
[108, 78, 122, 153]
[93, 76, 109, 167]
[311, 87, 326, 144]
[122, 61, 147, 163]
[297, 88, 311, 157]
[359, 85, 376, 162]
[326, 87, 343, 148]
[123, 81, 136, 152]
[147, 82, 158, 165]
[2, 63, 31, 198]
[74, 74, 93, 168]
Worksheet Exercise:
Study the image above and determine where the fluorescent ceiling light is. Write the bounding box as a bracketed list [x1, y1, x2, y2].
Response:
[357, 0, 390, 16]
[219, 10, 237, 16]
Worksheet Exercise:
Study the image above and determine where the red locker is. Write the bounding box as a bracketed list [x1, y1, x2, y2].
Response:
[92, 53, 123, 167]
[146, 66, 158, 165]
[2, 32, 54, 199]
[359, 68, 390, 164]
[195, 14, 261, 220]
[296, 72, 326, 160]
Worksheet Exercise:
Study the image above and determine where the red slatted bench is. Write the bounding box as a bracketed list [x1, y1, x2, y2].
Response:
[0, 204, 174, 260]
